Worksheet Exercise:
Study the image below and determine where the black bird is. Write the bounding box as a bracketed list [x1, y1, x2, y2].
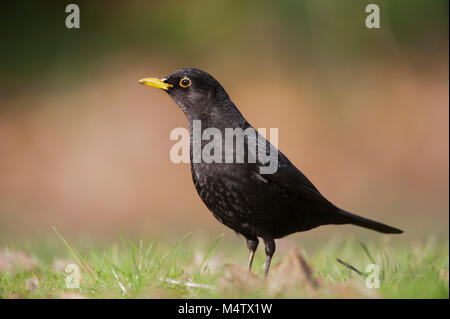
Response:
[138, 68, 403, 277]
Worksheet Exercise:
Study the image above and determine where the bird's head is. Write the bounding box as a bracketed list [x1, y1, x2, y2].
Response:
[139, 68, 232, 118]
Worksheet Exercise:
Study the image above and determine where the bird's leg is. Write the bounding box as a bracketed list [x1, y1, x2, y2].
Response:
[246, 237, 259, 272]
[263, 238, 276, 279]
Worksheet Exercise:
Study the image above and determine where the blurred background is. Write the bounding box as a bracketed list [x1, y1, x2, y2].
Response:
[0, 1, 448, 244]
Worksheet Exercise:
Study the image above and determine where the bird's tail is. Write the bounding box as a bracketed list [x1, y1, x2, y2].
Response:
[337, 209, 403, 234]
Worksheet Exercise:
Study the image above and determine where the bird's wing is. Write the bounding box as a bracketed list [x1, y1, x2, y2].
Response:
[246, 131, 335, 208]
[260, 151, 334, 206]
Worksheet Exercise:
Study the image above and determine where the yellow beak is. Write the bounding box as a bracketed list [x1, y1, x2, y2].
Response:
[138, 77, 173, 91]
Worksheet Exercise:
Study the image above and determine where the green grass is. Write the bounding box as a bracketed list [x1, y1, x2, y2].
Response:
[0, 230, 448, 299]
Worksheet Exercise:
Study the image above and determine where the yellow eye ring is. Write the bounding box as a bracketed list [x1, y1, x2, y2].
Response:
[179, 77, 191, 88]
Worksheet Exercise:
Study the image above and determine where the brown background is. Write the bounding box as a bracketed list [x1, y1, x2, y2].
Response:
[0, 1, 448, 242]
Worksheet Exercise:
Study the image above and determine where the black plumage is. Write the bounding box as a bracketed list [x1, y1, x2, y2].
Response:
[139, 68, 403, 277]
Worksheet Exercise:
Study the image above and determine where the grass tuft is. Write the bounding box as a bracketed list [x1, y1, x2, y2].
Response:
[0, 232, 448, 299]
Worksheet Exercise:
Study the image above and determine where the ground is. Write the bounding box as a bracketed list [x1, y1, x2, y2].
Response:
[0, 231, 448, 299]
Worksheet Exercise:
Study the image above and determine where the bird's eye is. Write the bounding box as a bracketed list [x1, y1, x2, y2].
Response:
[179, 77, 191, 88]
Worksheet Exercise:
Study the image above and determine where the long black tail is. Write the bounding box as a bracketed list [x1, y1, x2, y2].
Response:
[337, 209, 403, 234]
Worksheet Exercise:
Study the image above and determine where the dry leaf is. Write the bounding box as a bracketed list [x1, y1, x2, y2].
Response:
[439, 269, 449, 281]
[267, 249, 321, 296]
[0, 249, 37, 272]
[25, 277, 40, 292]
[218, 264, 263, 293]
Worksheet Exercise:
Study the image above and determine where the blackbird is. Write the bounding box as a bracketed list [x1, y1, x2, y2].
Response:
[139, 68, 403, 277]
